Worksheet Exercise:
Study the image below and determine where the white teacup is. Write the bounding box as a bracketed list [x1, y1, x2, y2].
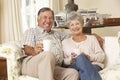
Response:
[43, 39, 52, 51]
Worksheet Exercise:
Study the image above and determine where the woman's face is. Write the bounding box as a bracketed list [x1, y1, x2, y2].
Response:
[69, 19, 83, 35]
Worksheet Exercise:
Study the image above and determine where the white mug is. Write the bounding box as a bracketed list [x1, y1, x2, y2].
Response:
[43, 39, 52, 51]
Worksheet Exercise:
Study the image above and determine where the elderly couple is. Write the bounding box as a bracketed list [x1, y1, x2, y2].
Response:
[21, 7, 105, 80]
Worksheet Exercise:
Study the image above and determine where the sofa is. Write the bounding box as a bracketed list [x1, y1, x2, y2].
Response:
[0, 36, 120, 80]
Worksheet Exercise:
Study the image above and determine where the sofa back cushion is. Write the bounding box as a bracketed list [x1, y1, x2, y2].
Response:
[104, 37, 120, 68]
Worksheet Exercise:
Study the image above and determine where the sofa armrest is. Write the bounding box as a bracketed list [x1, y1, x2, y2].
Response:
[0, 41, 24, 80]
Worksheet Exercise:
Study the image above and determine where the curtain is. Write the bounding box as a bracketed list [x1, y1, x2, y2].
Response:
[36, 0, 63, 13]
[52, 0, 63, 14]
[0, 0, 22, 43]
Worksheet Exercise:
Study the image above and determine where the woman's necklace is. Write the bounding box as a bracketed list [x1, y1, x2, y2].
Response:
[72, 35, 87, 50]
[72, 34, 86, 42]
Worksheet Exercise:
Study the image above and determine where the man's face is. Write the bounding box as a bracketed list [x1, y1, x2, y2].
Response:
[37, 11, 53, 32]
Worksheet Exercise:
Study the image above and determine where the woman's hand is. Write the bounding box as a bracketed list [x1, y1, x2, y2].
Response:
[70, 52, 77, 63]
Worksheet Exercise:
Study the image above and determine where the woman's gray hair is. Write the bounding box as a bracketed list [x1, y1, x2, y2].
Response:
[67, 11, 84, 26]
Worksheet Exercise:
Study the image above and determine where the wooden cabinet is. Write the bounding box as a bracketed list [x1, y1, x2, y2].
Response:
[0, 57, 7, 80]
[104, 18, 120, 26]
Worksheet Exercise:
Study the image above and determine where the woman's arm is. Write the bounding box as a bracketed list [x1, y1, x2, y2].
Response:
[89, 36, 105, 63]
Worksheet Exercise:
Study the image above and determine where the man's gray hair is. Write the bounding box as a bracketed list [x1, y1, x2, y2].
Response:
[67, 11, 84, 26]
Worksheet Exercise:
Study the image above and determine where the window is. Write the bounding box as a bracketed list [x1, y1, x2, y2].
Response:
[21, 0, 52, 32]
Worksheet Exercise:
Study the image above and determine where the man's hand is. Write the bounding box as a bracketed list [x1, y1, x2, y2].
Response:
[34, 43, 43, 55]
[24, 43, 43, 56]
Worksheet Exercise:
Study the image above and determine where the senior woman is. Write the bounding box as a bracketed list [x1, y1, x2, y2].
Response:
[62, 12, 105, 80]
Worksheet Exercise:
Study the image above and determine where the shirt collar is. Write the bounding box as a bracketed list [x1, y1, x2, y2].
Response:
[36, 26, 54, 34]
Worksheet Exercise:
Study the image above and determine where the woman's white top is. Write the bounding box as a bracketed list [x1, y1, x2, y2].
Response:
[62, 35, 105, 68]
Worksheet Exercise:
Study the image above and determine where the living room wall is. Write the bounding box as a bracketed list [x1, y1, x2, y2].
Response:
[61, 0, 120, 36]
[62, 0, 120, 17]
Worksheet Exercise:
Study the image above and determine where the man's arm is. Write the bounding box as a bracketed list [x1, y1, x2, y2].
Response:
[24, 43, 43, 56]
[23, 45, 35, 56]
[92, 33, 104, 50]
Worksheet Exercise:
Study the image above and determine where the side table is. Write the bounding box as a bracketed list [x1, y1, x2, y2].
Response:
[0, 57, 7, 80]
